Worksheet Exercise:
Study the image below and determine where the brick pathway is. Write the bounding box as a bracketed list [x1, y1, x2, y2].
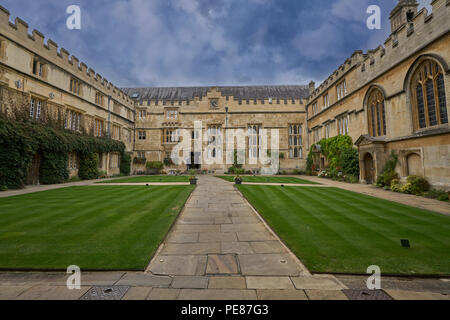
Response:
[0, 176, 449, 300]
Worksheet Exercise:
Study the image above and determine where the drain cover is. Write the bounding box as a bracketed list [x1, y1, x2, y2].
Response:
[343, 289, 393, 300]
[80, 286, 130, 300]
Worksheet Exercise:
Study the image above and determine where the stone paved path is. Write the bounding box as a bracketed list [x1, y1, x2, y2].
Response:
[0, 176, 449, 300]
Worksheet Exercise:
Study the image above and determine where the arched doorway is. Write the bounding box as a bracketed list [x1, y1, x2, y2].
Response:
[364, 153, 375, 184]
[407, 153, 422, 177]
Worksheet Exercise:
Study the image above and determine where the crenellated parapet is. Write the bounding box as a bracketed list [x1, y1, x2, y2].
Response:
[0, 6, 134, 108]
[308, 0, 450, 103]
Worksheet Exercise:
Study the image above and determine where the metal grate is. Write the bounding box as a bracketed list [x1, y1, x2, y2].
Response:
[80, 286, 130, 300]
[343, 289, 393, 300]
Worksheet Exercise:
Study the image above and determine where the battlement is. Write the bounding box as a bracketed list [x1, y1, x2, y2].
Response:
[0, 5, 134, 108]
[308, 0, 450, 103]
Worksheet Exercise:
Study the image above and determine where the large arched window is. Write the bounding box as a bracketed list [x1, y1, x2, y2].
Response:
[411, 60, 448, 129]
[367, 88, 386, 137]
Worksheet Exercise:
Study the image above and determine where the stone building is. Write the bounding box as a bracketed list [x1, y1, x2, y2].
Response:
[0, 6, 135, 180]
[0, 0, 448, 190]
[122, 86, 309, 174]
[305, 0, 449, 190]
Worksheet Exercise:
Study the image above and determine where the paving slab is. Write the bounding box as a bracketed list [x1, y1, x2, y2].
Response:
[16, 286, 90, 300]
[115, 273, 172, 287]
[148, 288, 181, 300]
[305, 290, 349, 300]
[291, 275, 346, 290]
[221, 223, 266, 233]
[231, 217, 261, 224]
[166, 232, 199, 243]
[0, 286, 32, 300]
[208, 277, 247, 289]
[172, 276, 209, 289]
[173, 224, 221, 233]
[206, 255, 239, 274]
[0, 272, 67, 286]
[78, 272, 126, 286]
[199, 232, 237, 243]
[161, 243, 221, 255]
[238, 254, 302, 276]
[178, 218, 215, 225]
[148, 255, 206, 275]
[385, 290, 450, 300]
[246, 277, 294, 290]
[178, 289, 257, 300]
[250, 241, 287, 254]
[214, 217, 233, 224]
[257, 289, 308, 300]
[236, 231, 276, 242]
[221, 242, 255, 254]
[122, 287, 152, 300]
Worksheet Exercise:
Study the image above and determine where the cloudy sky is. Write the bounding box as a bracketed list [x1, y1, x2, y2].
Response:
[1, 0, 432, 88]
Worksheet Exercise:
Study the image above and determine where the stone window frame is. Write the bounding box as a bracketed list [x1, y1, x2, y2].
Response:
[165, 108, 178, 120]
[29, 97, 43, 121]
[68, 152, 79, 170]
[32, 56, 48, 80]
[248, 124, 262, 160]
[337, 114, 349, 136]
[0, 38, 6, 60]
[93, 118, 105, 137]
[288, 124, 303, 159]
[64, 108, 83, 132]
[366, 88, 387, 137]
[138, 130, 146, 140]
[410, 59, 448, 130]
[162, 128, 179, 145]
[207, 125, 222, 159]
[95, 91, 105, 106]
[336, 79, 347, 101]
[112, 124, 121, 141]
[69, 78, 82, 96]
[323, 92, 329, 109]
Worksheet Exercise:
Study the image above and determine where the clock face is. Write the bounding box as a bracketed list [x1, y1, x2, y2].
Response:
[210, 99, 219, 108]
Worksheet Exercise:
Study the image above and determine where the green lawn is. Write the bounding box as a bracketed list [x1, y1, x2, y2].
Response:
[237, 185, 450, 276]
[0, 185, 194, 270]
[99, 175, 190, 183]
[216, 176, 319, 184]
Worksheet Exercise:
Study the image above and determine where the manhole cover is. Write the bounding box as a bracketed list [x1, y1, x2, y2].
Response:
[80, 286, 130, 300]
[343, 289, 393, 300]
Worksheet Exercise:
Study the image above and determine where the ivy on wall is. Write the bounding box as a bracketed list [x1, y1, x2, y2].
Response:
[306, 135, 360, 179]
[0, 116, 125, 189]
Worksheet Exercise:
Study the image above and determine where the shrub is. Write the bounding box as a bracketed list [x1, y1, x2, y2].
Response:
[98, 171, 108, 178]
[146, 161, 164, 169]
[383, 186, 390, 191]
[400, 183, 414, 194]
[423, 189, 448, 200]
[390, 179, 402, 192]
[438, 193, 449, 202]
[68, 176, 82, 182]
[383, 170, 399, 187]
[0, 185, 8, 191]
[78, 153, 99, 180]
[406, 175, 429, 195]
[120, 152, 131, 176]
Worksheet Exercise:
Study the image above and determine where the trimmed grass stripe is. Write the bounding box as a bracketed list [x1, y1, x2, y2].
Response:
[237, 185, 450, 276]
[99, 175, 190, 183]
[216, 176, 319, 184]
[0, 185, 195, 270]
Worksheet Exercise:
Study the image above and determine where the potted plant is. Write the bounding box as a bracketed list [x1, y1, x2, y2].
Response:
[188, 169, 197, 185]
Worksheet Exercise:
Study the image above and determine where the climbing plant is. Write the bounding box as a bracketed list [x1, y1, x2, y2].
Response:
[0, 116, 125, 189]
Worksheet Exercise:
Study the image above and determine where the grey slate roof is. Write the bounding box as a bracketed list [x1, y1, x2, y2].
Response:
[121, 85, 310, 102]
